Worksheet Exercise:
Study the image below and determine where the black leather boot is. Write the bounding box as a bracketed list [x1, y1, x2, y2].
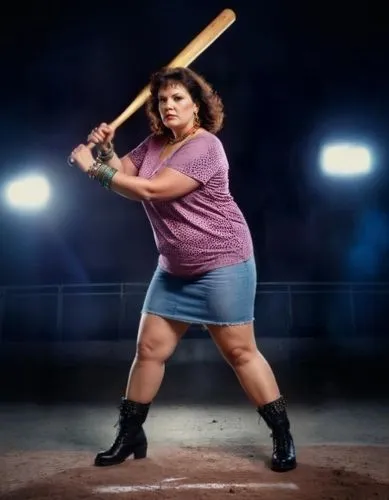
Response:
[94, 398, 150, 467]
[257, 395, 297, 472]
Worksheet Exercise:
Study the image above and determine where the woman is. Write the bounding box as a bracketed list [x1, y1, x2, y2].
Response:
[69, 66, 297, 472]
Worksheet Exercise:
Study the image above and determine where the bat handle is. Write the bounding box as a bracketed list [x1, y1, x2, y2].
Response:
[67, 140, 97, 167]
[67, 83, 149, 166]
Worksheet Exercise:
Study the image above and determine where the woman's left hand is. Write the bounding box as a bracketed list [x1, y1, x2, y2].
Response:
[69, 144, 95, 173]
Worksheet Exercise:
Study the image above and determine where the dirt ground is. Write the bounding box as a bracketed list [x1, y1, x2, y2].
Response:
[1, 445, 389, 500]
[1, 356, 389, 499]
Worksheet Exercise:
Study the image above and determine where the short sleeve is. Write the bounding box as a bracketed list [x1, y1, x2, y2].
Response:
[165, 135, 225, 185]
[122, 134, 153, 170]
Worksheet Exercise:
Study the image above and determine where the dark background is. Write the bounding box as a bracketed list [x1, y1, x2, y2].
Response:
[0, 0, 388, 287]
[0, 0, 388, 410]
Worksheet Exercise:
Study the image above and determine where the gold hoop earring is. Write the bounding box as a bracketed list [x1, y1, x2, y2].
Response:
[194, 110, 201, 127]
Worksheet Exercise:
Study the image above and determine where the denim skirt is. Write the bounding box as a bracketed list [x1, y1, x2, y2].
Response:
[141, 256, 257, 325]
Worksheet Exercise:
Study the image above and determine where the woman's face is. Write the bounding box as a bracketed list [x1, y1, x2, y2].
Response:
[158, 82, 198, 134]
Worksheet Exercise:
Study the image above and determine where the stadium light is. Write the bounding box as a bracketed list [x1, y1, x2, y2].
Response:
[4, 174, 51, 210]
[320, 143, 372, 177]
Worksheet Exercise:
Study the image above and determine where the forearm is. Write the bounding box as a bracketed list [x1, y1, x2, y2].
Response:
[105, 152, 124, 172]
[109, 172, 154, 201]
[105, 153, 123, 172]
[87, 161, 198, 201]
[97, 144, 137, 176]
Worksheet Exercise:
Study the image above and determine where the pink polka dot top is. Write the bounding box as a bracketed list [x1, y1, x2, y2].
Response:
[125, 130, 254, 277]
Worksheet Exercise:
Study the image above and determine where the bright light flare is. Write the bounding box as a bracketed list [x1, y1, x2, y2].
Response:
[320, 143, 372, 177]
[5, 174, 51, 209]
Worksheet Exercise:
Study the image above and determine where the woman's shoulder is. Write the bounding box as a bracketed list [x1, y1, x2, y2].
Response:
[136, 133, 165, 154]
[186, 130, 228, 167]
[190, 129, 225, 150]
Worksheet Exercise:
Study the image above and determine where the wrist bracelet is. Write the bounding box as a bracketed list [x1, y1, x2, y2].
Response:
[97, 142, 115, 162]
[87, 160, 118, 190]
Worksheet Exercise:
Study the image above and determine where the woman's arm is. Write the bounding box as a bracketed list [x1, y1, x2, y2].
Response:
[88, 123, 139, 176]
[104, 152, 138, 177]
[109, 167, 200, 202]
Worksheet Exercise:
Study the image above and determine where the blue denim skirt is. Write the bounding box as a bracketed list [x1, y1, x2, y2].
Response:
[141, 256, 257, 325]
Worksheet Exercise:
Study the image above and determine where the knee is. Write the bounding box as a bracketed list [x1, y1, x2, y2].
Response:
[136, 338, 170, 363]
[224, 345, 257, 367]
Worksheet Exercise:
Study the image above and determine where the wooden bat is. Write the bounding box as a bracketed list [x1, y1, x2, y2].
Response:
[109, 8, 236, 131]
[68, 8, 236, 164]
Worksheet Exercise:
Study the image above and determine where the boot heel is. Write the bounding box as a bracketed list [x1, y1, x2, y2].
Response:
[133, 443, 147, 460]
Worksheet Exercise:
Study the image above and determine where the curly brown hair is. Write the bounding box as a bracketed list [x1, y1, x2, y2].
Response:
[145, 67, 224, 137]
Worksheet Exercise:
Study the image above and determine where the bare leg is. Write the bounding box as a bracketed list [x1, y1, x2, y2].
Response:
[207, 322, 297, 472]
[207, 322, 280, 406]
[125, 313, 189, 403]
[94, 314, 188, 467]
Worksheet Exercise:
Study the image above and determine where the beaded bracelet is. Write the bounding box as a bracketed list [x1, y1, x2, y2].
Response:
[88, 161, 118, 190]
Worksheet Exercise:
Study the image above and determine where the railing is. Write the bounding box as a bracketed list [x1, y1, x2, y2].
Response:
[0, 281, 388, 342]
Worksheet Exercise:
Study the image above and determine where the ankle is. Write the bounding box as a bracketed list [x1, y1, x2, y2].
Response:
[123, 396, 153, 406]
[256, 393, 282, 408]
[120, 398, 151, 425]
[258, 394, 284, 411]
[257, 395, 290, 428]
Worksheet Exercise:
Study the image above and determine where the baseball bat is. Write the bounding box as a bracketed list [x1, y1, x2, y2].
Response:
[68, 8, 236, 164]
[109, 8, 236, 131]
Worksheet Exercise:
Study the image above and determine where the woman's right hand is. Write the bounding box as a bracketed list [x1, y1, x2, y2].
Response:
[87, 122, 115, 151]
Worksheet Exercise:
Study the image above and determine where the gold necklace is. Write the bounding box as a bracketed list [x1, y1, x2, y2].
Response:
[168, 125, 199, 145]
